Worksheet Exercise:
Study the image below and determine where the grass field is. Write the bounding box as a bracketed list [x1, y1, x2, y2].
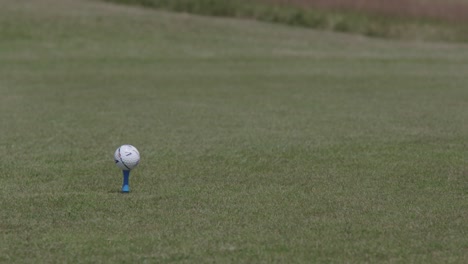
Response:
[1, 0, 468, 262]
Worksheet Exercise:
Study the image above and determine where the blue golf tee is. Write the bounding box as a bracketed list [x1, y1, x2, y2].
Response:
[122, 170, 130, 193]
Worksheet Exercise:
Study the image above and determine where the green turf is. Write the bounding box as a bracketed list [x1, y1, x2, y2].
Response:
[1, 0, 467, 263]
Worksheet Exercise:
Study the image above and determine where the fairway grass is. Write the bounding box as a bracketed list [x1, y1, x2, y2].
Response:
[1, 0, 467, 262]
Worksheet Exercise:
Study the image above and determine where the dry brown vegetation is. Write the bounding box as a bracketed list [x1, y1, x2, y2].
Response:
[262, 0, 468, 21]
[102, 0, 468, 42]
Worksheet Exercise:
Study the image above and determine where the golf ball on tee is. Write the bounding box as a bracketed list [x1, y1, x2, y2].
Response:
[114, 145, 140, 170]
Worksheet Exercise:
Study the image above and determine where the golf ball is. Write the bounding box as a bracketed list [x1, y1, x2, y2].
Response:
[114, 145, 140, 171]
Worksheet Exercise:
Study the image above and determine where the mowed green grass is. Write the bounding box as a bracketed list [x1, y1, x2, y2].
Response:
[1, 0, 467, 262]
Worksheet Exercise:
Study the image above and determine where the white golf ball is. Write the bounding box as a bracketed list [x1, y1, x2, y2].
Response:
[114, 145, 140, 171]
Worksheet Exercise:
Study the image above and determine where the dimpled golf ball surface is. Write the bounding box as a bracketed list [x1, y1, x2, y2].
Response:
[114, 145, 140, 170]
